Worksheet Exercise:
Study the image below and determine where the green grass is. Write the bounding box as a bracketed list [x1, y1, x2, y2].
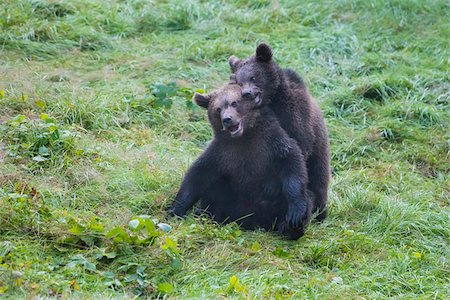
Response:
[1, 0, 449, 298]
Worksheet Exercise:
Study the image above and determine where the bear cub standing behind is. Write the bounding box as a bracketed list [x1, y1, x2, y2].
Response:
[170, 84, 312, 239]
[229, 43, 330, 222]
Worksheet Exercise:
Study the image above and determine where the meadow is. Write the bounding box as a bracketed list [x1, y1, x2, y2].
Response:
[0, 0, 449, 298]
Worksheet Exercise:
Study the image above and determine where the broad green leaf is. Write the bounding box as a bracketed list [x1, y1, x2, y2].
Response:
[12, 115, 26, 123]
[158, 282, 174, 294]
[70, 254, 86, 261]
[228, 275, 247, 294]
[102, 271, 115, 279]
[69, 223, 85, 235]
[104, 251, 117, 259]
[144, 218, 156, 235]
[32, 155, 48, 162]
[229, 275, 238, 287]
[35, 99, 46, 109]
[124, 274, 138, 282]
[96, 248, 117, 259]
[150, 82, 178, 109]
[128, 219, 141, 231]
[162, 237, 178, 254]
[80, 235, 96, 246]
[106, 227, 131, 243]
[136, 265, 146, 275]
[251, 241, 261, 252]
[171, 258, 182, 270]
[177, 87, 194, 99]
[157, 222, 172, 233]
[48, 125, 58, 133]
[84, 262, 97, 271]
[88, 222, 103, 232]
[151, 82, 178, 100]
[38, 146, 49, 156]
[273, 246, 289, 258]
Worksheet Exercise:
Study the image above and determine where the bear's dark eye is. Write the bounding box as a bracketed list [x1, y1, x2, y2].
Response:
[216, 107, 222, 113]
[250, 76, 256, 81]
[231, 101, 238, 107]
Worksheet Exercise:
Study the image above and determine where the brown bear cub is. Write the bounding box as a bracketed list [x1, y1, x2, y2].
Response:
[229, 43, 330, 222]
[170, 84, 311, 239]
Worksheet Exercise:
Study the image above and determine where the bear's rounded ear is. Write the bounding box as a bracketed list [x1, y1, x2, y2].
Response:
[255, 43, 272, 63]
[228, 55, 242, 73]
[193, 92, 211, 109]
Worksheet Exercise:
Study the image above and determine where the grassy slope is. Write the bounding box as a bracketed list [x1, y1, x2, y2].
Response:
[0, 0, 449, 298]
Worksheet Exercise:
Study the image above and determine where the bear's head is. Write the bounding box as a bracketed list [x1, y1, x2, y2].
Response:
[193, 84, 260, 139]
[229, 43, 283, 106]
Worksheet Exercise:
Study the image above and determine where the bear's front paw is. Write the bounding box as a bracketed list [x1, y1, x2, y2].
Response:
[278, 221, 305, 240]
[167, 205, 186, 218]
[285, 205, 307, 228]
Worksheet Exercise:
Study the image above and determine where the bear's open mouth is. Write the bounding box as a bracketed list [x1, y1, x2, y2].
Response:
[228, 122, 243, 137]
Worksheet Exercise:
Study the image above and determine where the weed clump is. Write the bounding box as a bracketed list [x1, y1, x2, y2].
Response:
[352, 75, 414, 103]
[0, 184, 179, 297]
[353, 78, 396, 102]
[31, 1, 75, 18]
[1, 114, 77, 165]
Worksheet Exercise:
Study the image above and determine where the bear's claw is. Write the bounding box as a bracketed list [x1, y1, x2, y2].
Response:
[285, 205, 307, 229]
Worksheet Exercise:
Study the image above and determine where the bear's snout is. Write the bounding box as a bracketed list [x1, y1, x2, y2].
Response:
[221, 116, 243, 137]
[242, 89, 262, 106]
[242, 90, 253, 99]
[222, 117, 233, 127]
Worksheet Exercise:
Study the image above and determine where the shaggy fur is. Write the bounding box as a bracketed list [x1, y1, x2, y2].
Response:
[229, 43, 330, 221]
[170, 84, 312, 239]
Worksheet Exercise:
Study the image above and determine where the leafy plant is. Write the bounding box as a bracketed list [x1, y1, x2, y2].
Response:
[148, 82, 196, 110]
[226, 275, 248, 297]
[2, 113, 76, 164]
[0, 184, 179, 297]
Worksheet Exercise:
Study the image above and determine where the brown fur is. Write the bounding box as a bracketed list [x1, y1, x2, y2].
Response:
[229, 43, 330, 221]
[171, 84, 312, 239]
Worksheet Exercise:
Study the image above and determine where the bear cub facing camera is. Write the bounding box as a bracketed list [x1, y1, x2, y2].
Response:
[229, 43, 331, 222]
[170, 84, 312, 239]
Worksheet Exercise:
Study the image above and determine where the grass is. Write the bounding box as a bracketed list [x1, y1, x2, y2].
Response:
[0, 0, 449, 298]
